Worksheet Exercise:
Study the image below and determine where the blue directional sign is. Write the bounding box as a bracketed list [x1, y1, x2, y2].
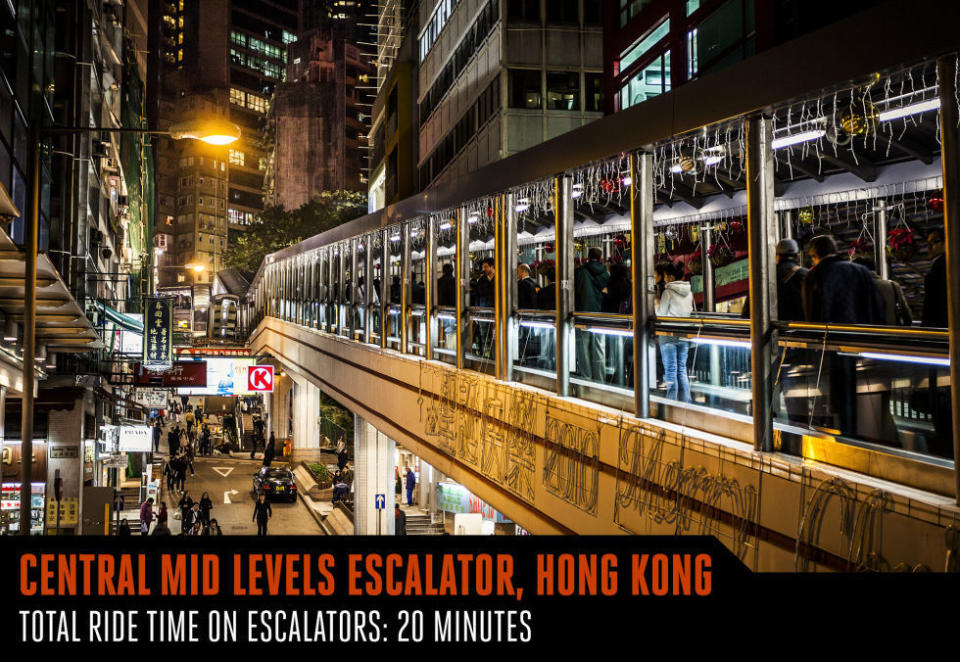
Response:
[375, 493, 386, 510]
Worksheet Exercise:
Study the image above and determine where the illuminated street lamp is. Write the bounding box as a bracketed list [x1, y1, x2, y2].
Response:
[18, 118, 241, 534]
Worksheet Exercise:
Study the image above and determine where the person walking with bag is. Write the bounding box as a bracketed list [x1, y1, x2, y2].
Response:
[139, 497, 154, 535]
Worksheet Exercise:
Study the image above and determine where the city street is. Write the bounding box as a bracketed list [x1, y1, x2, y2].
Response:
[159, 455, 323, 536]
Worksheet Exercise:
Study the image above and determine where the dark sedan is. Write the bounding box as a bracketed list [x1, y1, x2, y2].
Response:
[253, 467, 298, 501]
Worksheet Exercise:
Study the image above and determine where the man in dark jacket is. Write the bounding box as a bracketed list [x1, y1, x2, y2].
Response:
[437, 262, 456, 306]
[474, 258, 495, 307]
[152, 421, 162, 454]
[802, 235, 884, 324]
[802, 235, 884, 437]
[574, 248, 610, 382]
[252, 493, 272, 536]
[394, 504, 407, 536]
[263, 433, 276, 467]
[517, 263, 539, 309]
[923, 228, 947, 327]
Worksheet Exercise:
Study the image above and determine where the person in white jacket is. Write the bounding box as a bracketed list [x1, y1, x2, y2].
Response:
[655, 261, 694, 403]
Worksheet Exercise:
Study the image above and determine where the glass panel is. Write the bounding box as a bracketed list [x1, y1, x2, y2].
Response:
[386, 225, 403, 350]
[619, 16, 669, 73]
[370, 232, 383, 344]
[514, 187, 558, 389]
[407, 220, 427, 355]
[464, 206, 496, 374]
[433, 214, 457, 365]
[619, 51, 670, 110]
[775, 336, 951, 461]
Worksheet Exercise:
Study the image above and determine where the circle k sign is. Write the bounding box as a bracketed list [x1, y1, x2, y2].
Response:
[248, 365, 275, 392]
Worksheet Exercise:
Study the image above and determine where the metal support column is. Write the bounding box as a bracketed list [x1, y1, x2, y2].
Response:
[425, 217, 437, 360]
[500, 193, 518, 381]
[746, 115, 778, 452]
[401, 222, 410, 353]
[456, 207, 470, 370]
[701, 224, 715, 312]
[781, 209, 794, 240]
[20, 127, 39, 534]
[874, 199, 889, 280]
[630, 153, 654, 418]
[364, 233, 374, 343]
[937, 55, 960, 504]
[556, 177, 574, 397]
[380, 231, 390, 349]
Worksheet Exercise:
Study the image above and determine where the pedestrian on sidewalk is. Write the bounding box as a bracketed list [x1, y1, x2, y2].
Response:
[167, 426, 179, 456]
[139, 497, 154, 535]
[205, 519, 223, 536]
[394, 504, 406, 535]
[163, 460, 176, 493]
[252, 493, 272, 536]
[262, 433, 276, 467]
[178, 491, 194, 535]
[153, 421, 162, 454]
[174, 454, 187, 493]
[186, 444, 196, 477]
[157, 501, 168, 528]
[405, 466, 416, 506]
[198, 491, 213, 526]
[336, 436, 348, 471]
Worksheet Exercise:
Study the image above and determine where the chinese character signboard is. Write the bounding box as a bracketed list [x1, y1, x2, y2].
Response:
[142, 297, 173, 369]
[133, 361, 207, 387]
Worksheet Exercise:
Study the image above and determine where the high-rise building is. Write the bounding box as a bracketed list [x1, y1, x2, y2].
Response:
[153, 0, 301, 287]
[368, 0, 605, 209]
[368, 0, 418, 212]
[603, 0, 887, 114]
[264, 2, 376, 208]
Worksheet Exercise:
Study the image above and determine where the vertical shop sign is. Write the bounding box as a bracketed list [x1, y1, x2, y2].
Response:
[142, 297, 173, 369]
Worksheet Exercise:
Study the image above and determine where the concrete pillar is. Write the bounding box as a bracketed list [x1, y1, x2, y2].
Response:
[353, 416, 395, 535]
[290, 374, 321, 449]
[418, 460, 437, 519]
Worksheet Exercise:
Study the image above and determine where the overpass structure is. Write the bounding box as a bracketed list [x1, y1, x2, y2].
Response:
[246, 0, 960, 571]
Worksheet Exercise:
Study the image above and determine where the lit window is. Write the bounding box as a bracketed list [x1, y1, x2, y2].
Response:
[230, 88, 245, 105]
[619, 17, 670, 75]
[229, 149, 245, 166]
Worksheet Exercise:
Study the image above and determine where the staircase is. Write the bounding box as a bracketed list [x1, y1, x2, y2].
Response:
[405, 513, 445, 535]
[240, 411, 255, 448]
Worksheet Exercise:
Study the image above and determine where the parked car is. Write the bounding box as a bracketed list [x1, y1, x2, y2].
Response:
[252, 466, 298, 501]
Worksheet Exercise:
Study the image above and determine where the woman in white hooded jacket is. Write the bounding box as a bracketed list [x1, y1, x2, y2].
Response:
[655, 261, 694, 403]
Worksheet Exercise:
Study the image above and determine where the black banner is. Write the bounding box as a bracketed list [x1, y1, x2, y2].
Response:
[143, 297, 173, 368]
[2, 535, 956, 651]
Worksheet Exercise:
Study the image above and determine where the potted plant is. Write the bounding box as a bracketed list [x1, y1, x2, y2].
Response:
[887, 227, 918, 263]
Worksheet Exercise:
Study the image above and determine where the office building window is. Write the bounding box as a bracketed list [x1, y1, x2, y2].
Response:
[584, 0, 602, 25]
[509, 69, 542, 109]
[619, 51, 671, 110]
[508, 0, 539, 22]
[546, 72, 580, 110]
[618, 0, 656, 28]
[585, 73, 604, 112]
[545, 0, 578, 23]
[229, 149, 245, 166]
[619, 16, 669, 74]
[230, 88, 245, 106]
